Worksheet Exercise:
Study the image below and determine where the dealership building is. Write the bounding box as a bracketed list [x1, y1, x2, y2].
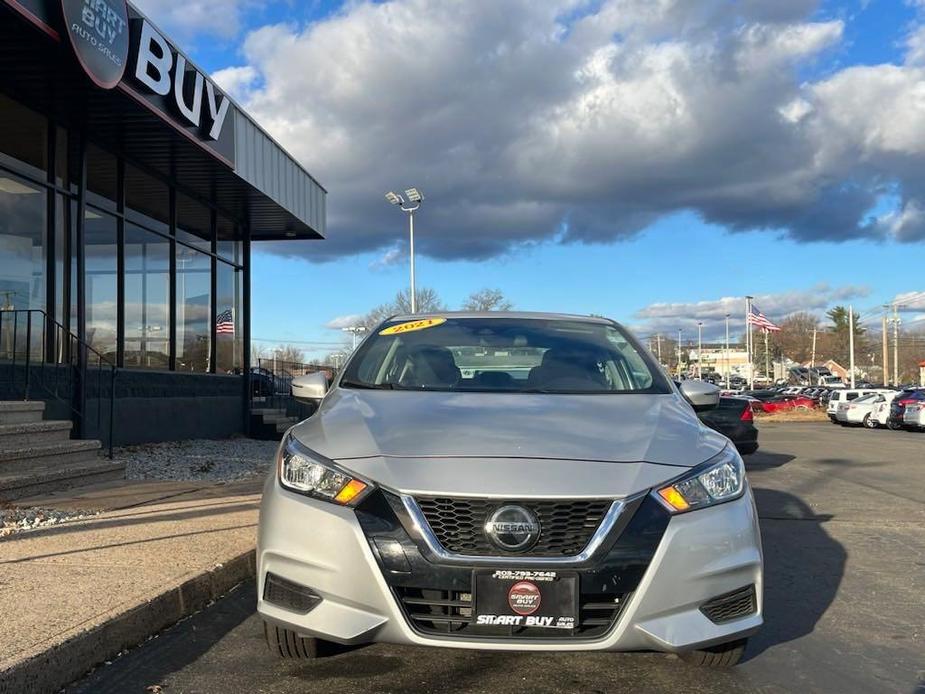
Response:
[0, 0, 325, 444]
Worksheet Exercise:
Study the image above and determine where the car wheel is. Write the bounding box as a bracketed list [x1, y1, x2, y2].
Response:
[863, 414, 877, 429]
[888, 419, 903, 431]
[264, 621, 319, 659]
[679, 638, 747, 668]
[737, 443, 758, 455]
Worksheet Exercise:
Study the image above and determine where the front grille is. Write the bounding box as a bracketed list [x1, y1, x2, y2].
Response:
[415, 497, 612, 556]
[395, 586, 626, 639]
[700, 585, 757, 624]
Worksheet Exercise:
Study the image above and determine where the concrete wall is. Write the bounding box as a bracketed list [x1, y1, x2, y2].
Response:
[0, 366, 245, 446]
[111, 370, 244, 445]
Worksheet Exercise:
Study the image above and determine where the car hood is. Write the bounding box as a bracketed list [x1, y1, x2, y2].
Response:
[288, 389, 728, 497]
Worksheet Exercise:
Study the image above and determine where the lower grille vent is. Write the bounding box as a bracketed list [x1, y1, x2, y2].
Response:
[700, 585, 757, 624]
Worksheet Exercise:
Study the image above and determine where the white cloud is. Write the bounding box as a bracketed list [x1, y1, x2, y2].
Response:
[212, 65, 260, 100]
[133, 0, 249, 40]
[368, 247, 405, 270]
[211, 0, 925, 261]
[324, 314, 365, 330]
[632, 283, 872, 338]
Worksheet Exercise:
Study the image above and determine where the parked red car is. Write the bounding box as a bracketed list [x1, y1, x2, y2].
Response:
[753, 395, 816, 413]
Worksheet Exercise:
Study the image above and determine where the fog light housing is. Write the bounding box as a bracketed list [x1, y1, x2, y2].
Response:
[263, 572, 322, 613]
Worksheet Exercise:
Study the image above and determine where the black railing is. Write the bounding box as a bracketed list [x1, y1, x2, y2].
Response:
[248, 358, 337, 422]
[0, 309, 116, 458]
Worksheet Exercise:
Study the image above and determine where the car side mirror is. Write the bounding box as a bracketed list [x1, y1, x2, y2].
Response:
[291, 371, 328, 404]
[679, 380, 721, 412]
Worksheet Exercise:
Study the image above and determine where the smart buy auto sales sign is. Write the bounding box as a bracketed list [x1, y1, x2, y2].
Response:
[60, 0, 237, 166]
[61, 0, 129, 88]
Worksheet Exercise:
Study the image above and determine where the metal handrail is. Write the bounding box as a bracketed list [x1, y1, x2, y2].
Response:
[0, 309, 116, 458]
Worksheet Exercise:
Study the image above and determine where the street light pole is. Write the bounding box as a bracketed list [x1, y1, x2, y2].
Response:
[677, 328, 683, 379]
[697, 321, 703, 380]
[724, 314, 730, 389]
[385, 188, 424, 314]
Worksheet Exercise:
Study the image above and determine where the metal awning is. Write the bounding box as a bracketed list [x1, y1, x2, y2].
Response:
[0, 0, 325, 241]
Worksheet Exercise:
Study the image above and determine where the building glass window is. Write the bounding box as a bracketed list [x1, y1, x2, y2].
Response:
[0, 94, 47, 179]
[124, 224, 170, 369]
[86, 143, 117, 207]
[216, 213, 241, 264]
[216, 260, 241, 373]
[176, 192, 212, 251]
[0, 172, 46, 313]
[176, 246, 211, 372]
[125, 164, 169, 233]
[84, 207, 118, 360]
[55, 126, 69, 189]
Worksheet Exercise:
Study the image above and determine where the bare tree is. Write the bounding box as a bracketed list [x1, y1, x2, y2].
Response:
[272, 343, 305, 364]
[769, 312, 820, 364]
[462, 288, 513, 312]
[360, 287, 446, 330]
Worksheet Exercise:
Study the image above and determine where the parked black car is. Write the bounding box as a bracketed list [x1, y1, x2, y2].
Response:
[698, 397, 759, 455]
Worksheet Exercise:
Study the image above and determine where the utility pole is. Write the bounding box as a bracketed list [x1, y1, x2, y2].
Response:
[697, 322, 703, 379]
[893, 303, 900, 386]
[882, 306, 890, 385]
[724, 314, 730, 389]
[848, 305, 856, 389]
[810, 328, 817, 385]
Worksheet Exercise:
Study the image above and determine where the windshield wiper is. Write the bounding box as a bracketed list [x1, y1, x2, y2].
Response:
[339, 380, 397, 390]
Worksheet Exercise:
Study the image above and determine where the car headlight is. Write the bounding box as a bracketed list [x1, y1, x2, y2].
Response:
[655, 445, 745, 513]
[277, 435, 372, 506]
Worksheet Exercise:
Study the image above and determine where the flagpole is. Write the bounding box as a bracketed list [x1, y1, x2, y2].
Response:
[745, 296, 754, 390]
[764, 329, 769, 384]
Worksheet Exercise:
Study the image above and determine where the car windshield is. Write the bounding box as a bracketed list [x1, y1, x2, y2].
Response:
[339, 316, 670, 394]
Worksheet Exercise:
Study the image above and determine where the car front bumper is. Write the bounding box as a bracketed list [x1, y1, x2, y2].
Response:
[257, 475, 763, 653]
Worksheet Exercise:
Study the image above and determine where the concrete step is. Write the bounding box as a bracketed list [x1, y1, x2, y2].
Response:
[250, 409, 286, 417]
[0, 459, 125, 501]
[0, 420, 73, 449]
[0, 401, 45, 425]
[0, 439, 102, 474]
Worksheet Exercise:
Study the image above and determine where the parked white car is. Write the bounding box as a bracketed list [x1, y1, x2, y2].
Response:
[828, 389, 892, 423]
[902, 402, 925, 430]
[868, 392, 900, 428]
[841, 393, 894, 428]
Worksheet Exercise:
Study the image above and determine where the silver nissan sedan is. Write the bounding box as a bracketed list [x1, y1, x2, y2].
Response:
[257, 313, 763, 667]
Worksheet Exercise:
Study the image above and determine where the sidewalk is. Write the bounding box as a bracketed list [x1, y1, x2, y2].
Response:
[0, 477, 263, 694]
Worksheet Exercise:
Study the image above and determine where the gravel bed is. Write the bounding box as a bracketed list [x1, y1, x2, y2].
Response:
[117, 437, 279, 482]
[1, 507, 100, 537]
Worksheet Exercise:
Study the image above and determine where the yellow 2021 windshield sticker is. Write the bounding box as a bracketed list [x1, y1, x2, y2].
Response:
[379, 317, 447, 335]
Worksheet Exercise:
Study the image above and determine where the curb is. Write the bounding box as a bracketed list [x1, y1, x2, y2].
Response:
[0, 549, 256, 694]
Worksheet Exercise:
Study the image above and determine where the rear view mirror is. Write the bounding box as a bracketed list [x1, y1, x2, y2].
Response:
[292, 371, 328, 404]
[679, 380, 721, 411]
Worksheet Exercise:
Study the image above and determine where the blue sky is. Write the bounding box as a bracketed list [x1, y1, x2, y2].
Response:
[137, 0, 925, 358]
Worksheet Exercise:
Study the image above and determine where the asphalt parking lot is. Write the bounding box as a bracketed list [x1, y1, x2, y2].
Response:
[67, 423, 924, 694]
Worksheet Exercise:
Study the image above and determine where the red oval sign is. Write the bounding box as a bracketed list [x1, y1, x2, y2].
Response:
[508, 581, 541, 616]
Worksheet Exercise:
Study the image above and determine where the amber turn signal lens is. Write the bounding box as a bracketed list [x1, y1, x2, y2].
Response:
[657, 486, 690, 512]
[334, 479, 368, 505]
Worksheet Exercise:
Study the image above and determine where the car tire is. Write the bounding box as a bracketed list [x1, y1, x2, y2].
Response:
[888, 419, 903, 431]
[679, 638, 747, 668]
[264, 622, 319, 659]
[737, 443, 758, 455]
[862, 414, 877, 429]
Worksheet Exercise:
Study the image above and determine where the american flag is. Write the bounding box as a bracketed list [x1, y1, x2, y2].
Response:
[747, 305, 781, 333]
[216, 309, 235, 335]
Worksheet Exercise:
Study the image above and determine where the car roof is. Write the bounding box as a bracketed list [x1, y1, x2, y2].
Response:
[385, 311, 615, 324]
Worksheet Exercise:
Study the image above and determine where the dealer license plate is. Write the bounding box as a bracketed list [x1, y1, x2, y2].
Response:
[473, 569, 577, 630]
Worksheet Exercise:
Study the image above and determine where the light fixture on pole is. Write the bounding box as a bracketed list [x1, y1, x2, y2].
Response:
[385, 188, 424, 314]
[342, 325, 368, 350]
